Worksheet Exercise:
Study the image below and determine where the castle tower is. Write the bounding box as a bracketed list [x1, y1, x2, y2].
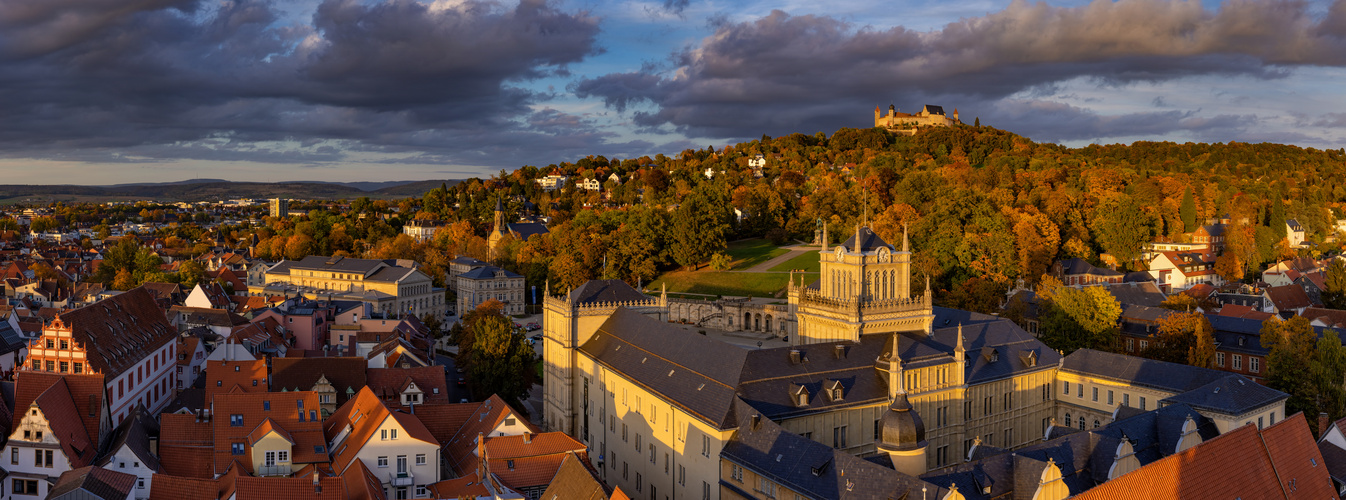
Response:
[787, 225, 933, 345]
[541, 279, 667, 437]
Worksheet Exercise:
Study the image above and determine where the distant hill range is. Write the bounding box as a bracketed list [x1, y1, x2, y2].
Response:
[0, 179, 461, 203]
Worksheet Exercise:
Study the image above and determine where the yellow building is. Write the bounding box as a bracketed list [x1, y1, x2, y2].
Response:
[542, 226, 1287, 500]
[788, 225, 933, 345]
[249, 255, 444, 318]
[873, 104, 960, 134]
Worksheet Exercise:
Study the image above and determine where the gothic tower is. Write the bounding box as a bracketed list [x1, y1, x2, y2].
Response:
[787, 225, 933, 345]
[487, 196, 510, 259]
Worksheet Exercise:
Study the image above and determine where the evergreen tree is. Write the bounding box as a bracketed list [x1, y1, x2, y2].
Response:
[1323, 259, 1346, 310]
[1270, 189, 1287, 238]
[1180, 187, 1197, 233]
[973, 117, 980, 127]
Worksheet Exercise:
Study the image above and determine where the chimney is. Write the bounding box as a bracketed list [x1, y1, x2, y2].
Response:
[834, 345, 846, 359]
[789, 349, 802, 364]
[1320, 412, 1330, 438]
[523, 432, 532, 444]
[312, 470, 320, 485]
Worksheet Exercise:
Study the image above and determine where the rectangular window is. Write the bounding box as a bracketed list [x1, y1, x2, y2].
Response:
[1108, 390, 1114, 405]
[378, 456, 388, 468]
[1123, 394, 1130, 407]
[1078, 384, 1083, 398]
[832, 426, 848, 449]
[1092, 387, 1098, 402]
[1216, 352, 1225, 367]
[44, 450, 51, 467]
[1233, 355, 1242, 370]
[13, 478, 38, 496]
[1126, 338, 1134, 352]
[9, 448, 15, 465]
[278, 451, 289, 462]
[702, 435, 710, 457]
[1251, 357, 1260, 373]
[231, 443, 245, 455]
[230, 414, 243, 427]
[416, 454, 426, 465]
[1140, 340, 1149, 351]
[1140, 397, 1147, 411]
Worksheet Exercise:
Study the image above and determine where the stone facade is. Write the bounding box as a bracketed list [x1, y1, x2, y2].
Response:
[874, 104, 959, 134]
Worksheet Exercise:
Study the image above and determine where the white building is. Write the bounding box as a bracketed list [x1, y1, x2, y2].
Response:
[325, 387, 442, 498]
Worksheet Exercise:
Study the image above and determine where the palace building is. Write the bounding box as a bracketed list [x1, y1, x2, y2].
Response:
[541, 225, 1287, 500]
[249, 255, 444, 319]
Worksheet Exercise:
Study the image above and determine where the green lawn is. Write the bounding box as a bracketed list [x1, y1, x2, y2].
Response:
[649, 270, 818, 298]
[724, 239, 789, 270]
[768, 250, 821, 273]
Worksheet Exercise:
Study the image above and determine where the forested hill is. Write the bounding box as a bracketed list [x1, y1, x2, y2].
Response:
[418, 125, 1346, 312]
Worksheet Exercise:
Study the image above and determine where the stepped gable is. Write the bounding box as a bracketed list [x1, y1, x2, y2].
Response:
[579, 307, 749, 429]
[55, 286, 177, 379]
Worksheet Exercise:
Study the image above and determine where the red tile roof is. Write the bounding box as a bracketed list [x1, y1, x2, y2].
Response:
[43, 286, 177, 379]
[539, 452, 611, 500]
[33, 378, 97, 468]
[429, 472, 491, 499]
[233, 475, 348, 500]
[159, 412, 216, 479]
[405, 403, 480, 446]
[1266, 284, 1312, 311]
[322, 387, 438, 475]
[365, 366, 450, 408]
[212, 391, 324, 475]
[484, 432, 587, 490]
[1075, 413, 1335, 499]
[445, 395, 538, 476]
[204, 359, 269, 403]
[148, 474, 221, 500]
[270, 357, 368, 409]
[14, 371, 105, 449]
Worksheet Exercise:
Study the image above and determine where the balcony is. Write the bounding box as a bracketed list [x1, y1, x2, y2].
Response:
[258, 464, 292, 477]
[389, 471, 415, 487]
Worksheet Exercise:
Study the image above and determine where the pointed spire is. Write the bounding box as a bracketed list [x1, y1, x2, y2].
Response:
[822, 221, 828, 252]
[854, 223, 862, 253]
[955, 323, 966, 363]
[902, 223, 909, 253]
[889, 333, 906, 397]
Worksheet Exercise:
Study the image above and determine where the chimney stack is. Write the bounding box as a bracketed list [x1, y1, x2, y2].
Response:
[1320, 412, 1331, 438]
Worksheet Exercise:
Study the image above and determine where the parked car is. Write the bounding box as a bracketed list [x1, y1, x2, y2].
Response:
[527, 322, 541, 331]
[530, 333, 543, 341]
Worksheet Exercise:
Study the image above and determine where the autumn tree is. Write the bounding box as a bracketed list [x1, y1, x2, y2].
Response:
[1140, 311, 1214, 367]
[1159, 293, 1199, 312]
[112, 269, 136, 291]
[1261, 316, 1346, 435]
[1323, 258, 1346, 310]
[1037, 279, 1122, 354]
[457, 300, 536, 409]
[670, 187, 731, 270]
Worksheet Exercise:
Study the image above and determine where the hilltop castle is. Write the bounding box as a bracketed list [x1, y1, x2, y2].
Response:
[875, 104, 960, 134]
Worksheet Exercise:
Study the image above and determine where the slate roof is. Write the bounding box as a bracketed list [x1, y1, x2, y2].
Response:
[49, 466, 137, 500]
[721, 398, 945, 499]
[507, 222, 550, 242]
[579, 307, 748, 429]
[282, 255, 388, 275]
[1161, 375, 1288, 416]
[97, 405, 161, 473]
[0, 318, 26, 355]
[54, 286, 178, 379]
[1104, 281, 1166, 307]
[566, 280, 652, 305]
[458, 265, 522, 281]
[587, 306, 1058, 426]
[1058, 258, 1122, 277]
[838, 226, 893, 252]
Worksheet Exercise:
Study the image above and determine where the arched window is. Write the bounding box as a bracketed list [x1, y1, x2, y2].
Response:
[1064, 413, 1070, 426]
[1094, 420, 1101, 429]
[1078, 417, 1086, 430]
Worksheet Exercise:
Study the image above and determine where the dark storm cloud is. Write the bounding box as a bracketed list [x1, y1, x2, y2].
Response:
[0, 0, 605, 166]
[986, 99, 1258, 143]
[575, 0, 1346, 140]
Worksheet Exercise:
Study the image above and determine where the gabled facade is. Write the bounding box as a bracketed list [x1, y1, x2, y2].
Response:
[211, 391, 326, 477]
[175, 336, 206, 391]
[24, 287, 178, 424]
[97, 407, 161, 499]
[325, 387, 441, 499]
[5, 372, 108, 499]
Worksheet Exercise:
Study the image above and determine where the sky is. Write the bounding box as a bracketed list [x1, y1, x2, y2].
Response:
[0, 0, 1343, 185]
